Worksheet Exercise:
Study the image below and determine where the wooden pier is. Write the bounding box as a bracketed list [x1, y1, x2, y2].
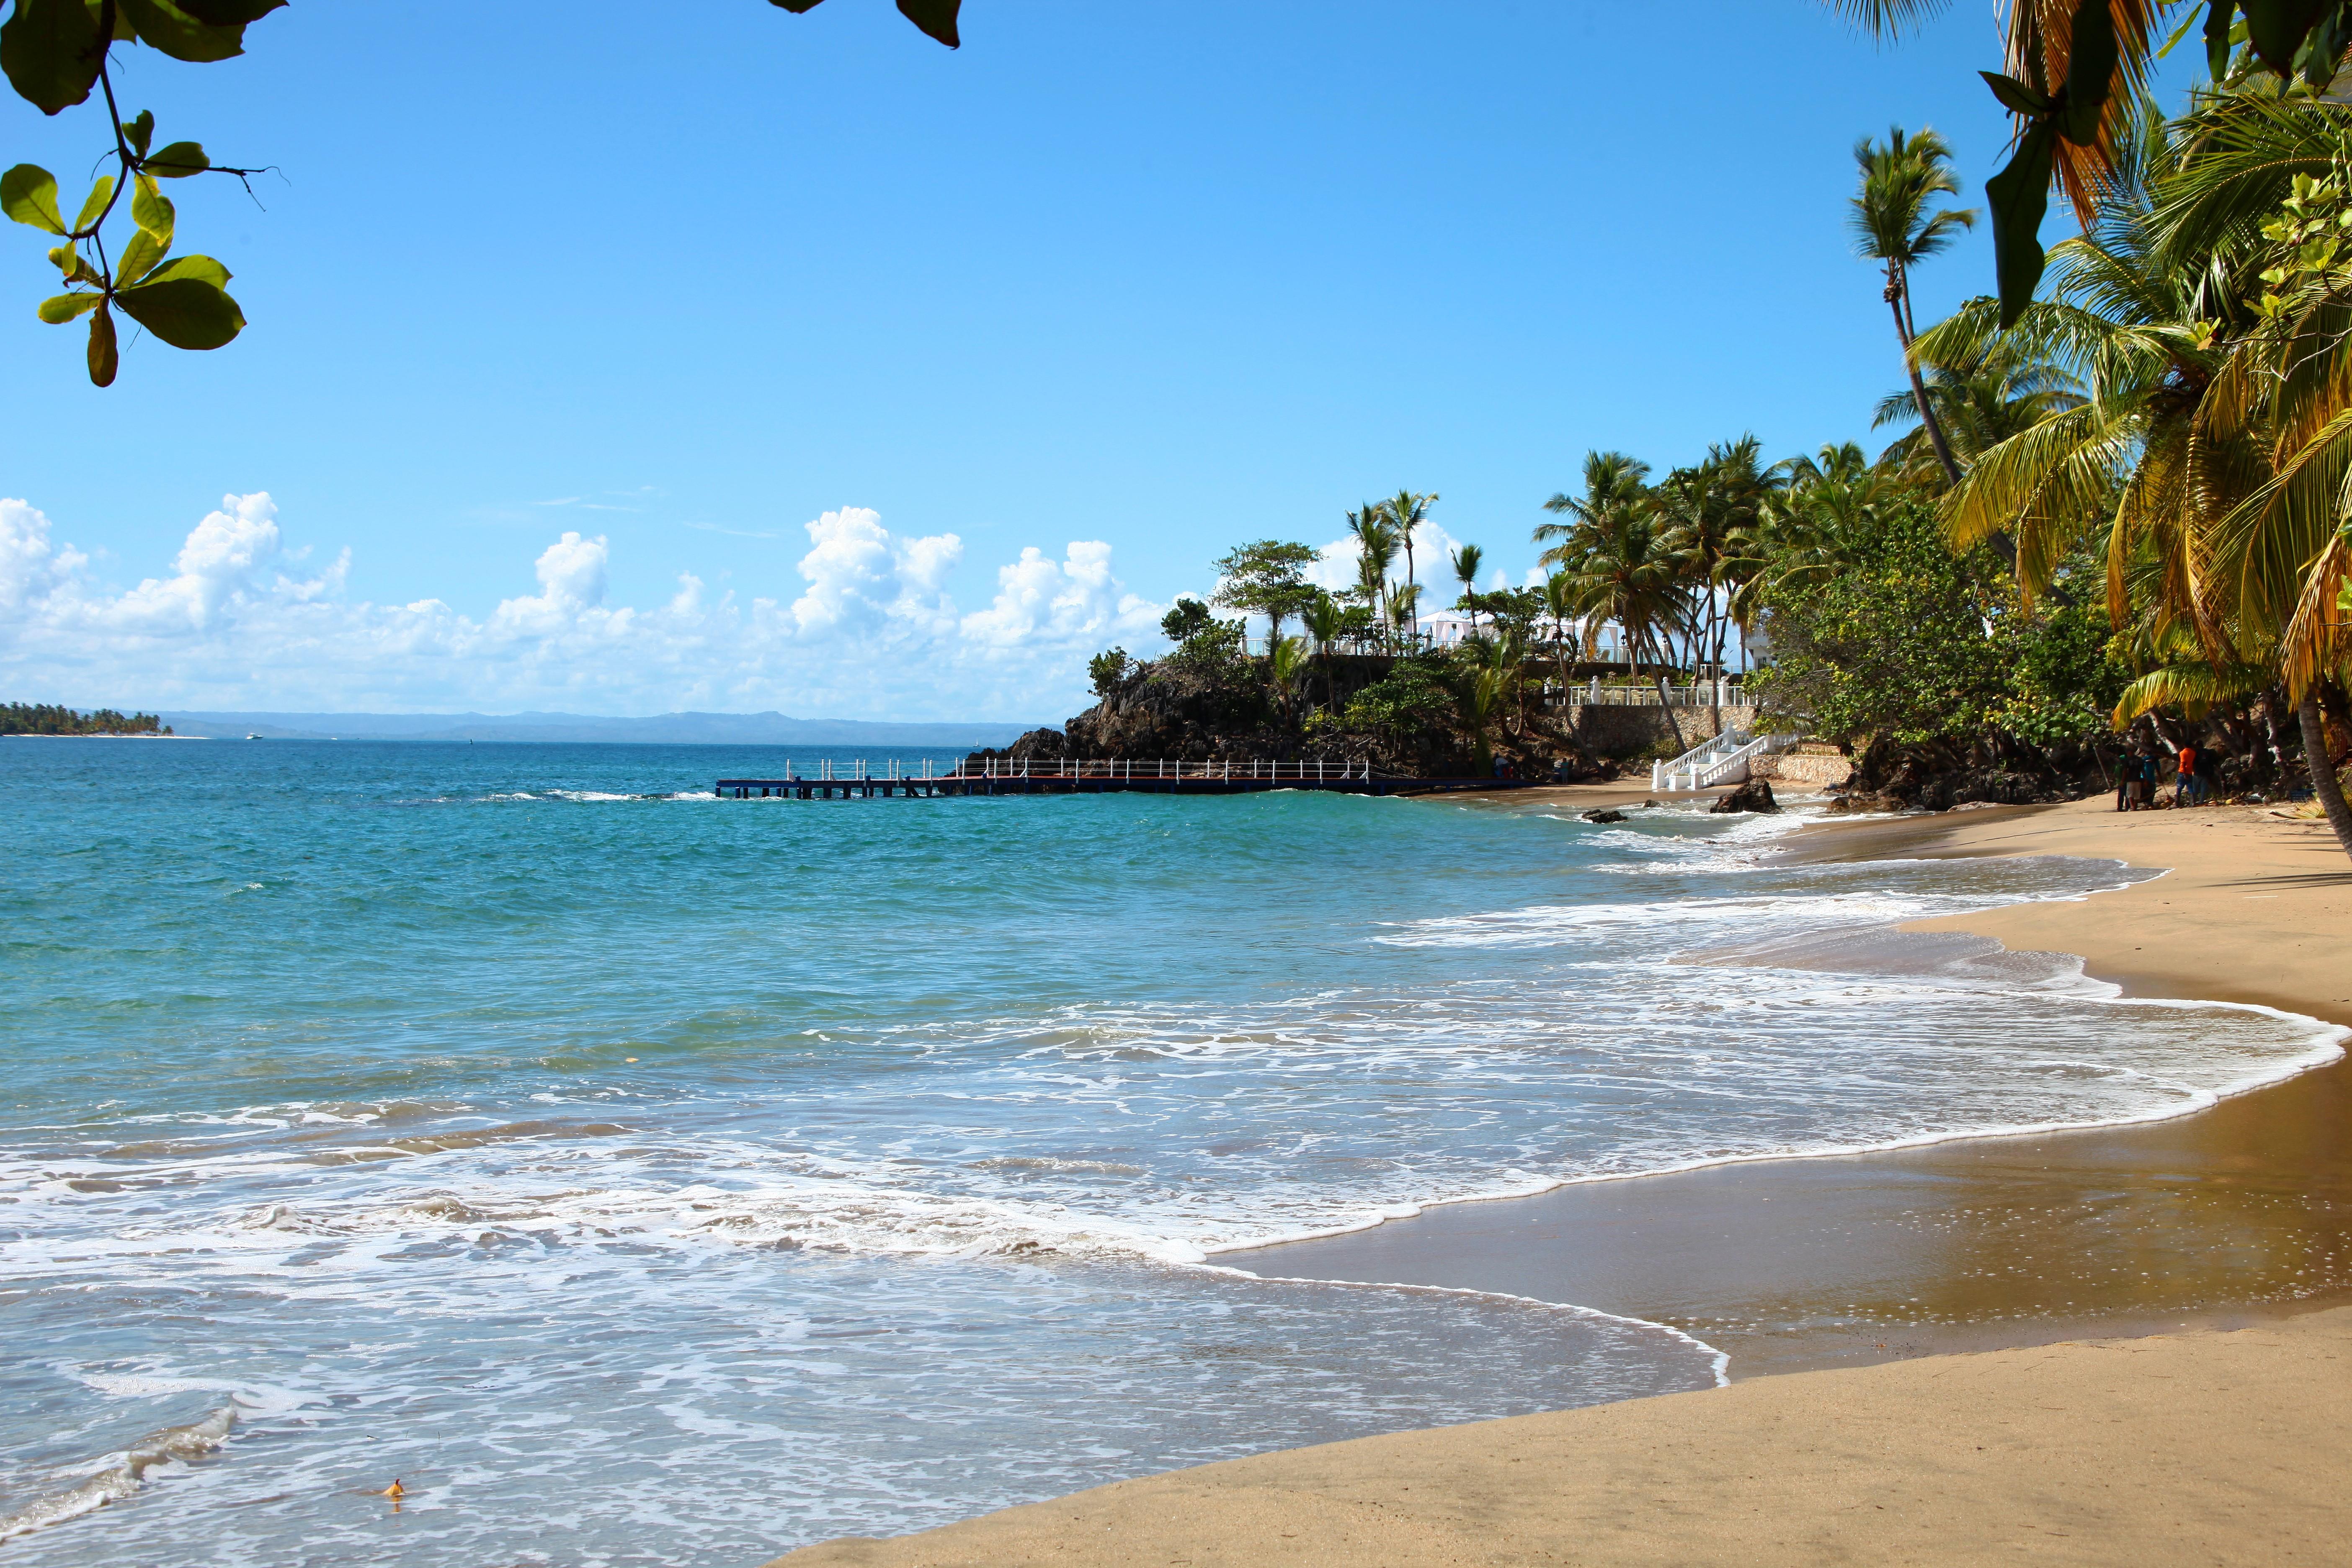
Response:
[714, 758, 1546, 799]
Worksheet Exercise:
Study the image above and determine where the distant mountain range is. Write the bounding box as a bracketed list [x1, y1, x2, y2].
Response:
[157, 710, 1036, 746]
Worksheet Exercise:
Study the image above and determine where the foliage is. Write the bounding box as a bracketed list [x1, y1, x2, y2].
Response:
[1747, 498, 2022, 745]
[1164, 613, 1248, 676]
[1, 701, 168, 735]
[768, 0, 961, 48]
[1160, 598, 1214, 644]
[1211, 539, 1320, 645]
[1087, 647, 1130, 698]
[1851, 125, 1975, 482]
[2000, 581, 2133, 745]
[1839, 2, 2352, 325]
[0, 0, 960, 385]
[1343, 655, 1454, 737]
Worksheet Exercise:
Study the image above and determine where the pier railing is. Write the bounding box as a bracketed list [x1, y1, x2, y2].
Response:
[950, 757, 1382, 782]
[711, 756, 1544, 798]
[740, 757, 1389, 783]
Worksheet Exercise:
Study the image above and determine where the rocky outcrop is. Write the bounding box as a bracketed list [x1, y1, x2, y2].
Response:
[988, 649, 1622, 781]
[1709, 777, 1779, 814]
[1581, 808, 1627, 824]
[1827, 736, 2092, 813]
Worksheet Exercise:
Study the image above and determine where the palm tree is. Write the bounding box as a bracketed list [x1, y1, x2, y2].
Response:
[1347, 502, 1399, 647]
[1923, 86, 2352, 858]
[1851, 126, 1978, 488]
[1542, 569, 1578, 694]
[1557, 513, 1692, 753]
[1450, 543, 1485, 635]
[1269, 635, 1310, 723]
[1384, 490, 1438, 627]
[1457, 660, 1508, 777]
[1300, 591, 1346, 713]
[1535, 451, 1652, 575]
[1658, 436, 1778, 731]
[1385, 580, 1422, 649]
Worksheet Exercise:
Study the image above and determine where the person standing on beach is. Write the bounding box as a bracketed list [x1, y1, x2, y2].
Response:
[2175, 742, 2197, 807]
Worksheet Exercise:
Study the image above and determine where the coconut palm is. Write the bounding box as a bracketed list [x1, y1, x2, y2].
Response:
[1450, 544, 1485, 635]
[1658, 436, 1779, 730]
[1300, 590, 1346, 712]
[1269, 635, 1310, 722]
[1534, 451, 1652, 574]
[1924, 97, 2239, 612]
[1852, 126, 1978, 487]
[1556, 513, 1693, 753]
[1385, 580, 1423, 648]
[1347, 502, 1399, 647]
[1384, 490, 1439, 619]
[1541, 569, 1579, 692]
[1456, 659, 1508, 777]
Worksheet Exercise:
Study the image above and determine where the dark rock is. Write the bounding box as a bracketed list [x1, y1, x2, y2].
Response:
[1709, 777, 1780, 815]
[1581, 808, 1627, 824]
[1822, 789, 1906, 814]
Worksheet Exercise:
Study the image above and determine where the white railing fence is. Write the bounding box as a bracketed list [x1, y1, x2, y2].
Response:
[1651, 730, 1803, 792]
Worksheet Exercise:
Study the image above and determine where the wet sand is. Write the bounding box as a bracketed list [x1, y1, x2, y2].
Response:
[1224, 797, 2352, 1377]
[773, 1304, 2352, 1566]
[768, 797, 2352, 1565]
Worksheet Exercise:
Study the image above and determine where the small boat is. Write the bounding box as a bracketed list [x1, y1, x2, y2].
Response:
[246, 732, 263, 740]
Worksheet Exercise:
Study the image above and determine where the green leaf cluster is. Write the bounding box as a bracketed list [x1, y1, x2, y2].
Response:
[1, 0, 284, 115]
[1748, 498, 2019, 746]
[766, 0, 960, 49]
[1343, 655, 1455, 736]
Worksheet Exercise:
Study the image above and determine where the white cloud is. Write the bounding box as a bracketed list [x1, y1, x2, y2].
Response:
[0, 494, 1165, 722]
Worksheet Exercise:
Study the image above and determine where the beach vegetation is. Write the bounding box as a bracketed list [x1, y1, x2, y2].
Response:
[1837, 3, 2352, 854]
[1, 701, 170, 735]
[1211, 541, 1321, 654]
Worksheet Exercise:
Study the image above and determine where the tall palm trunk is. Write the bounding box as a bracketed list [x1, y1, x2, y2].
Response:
[1889, 264, 1963, 488]
[1403, 538, 1416, 643]
[2298, 689, 2352, 861]
[1645, 629, 1686, 754]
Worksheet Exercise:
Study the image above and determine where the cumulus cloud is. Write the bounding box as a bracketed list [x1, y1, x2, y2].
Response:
[0, 494, 1164, 722]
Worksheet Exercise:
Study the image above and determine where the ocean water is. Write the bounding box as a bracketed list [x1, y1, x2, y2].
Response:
[1, 739, 2341, 1565]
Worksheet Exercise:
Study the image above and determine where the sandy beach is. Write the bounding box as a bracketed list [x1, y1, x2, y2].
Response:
[770, 797, 2352, 1565]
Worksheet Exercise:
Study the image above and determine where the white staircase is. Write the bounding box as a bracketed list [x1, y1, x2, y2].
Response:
[1651, 730, 1802, 792]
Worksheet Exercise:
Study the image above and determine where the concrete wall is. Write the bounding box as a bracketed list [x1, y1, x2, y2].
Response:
[1749, 750, 1852, 787]
[1565, 703, 1759, 759]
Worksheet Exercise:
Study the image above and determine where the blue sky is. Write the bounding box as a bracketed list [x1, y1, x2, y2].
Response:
[0, 1, 2200, 721]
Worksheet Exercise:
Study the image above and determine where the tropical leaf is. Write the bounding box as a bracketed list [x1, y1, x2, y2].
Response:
[87, 304, 117, 387]
[116, 0, 250, 63]
[0, 0, 106, 115]
[117, 225, 168, 285]
[131, 176, 174, 247]
[113, 273, 245, 349]
[36, 291, 103, 324]
[145, 141, 209, 178]
[74, 175, 114, 232]
[766, 0, 960, 47]
[1, 164, 66, 234]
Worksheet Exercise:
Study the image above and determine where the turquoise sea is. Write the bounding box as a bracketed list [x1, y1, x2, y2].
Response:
[2, 739, 2341, 1565]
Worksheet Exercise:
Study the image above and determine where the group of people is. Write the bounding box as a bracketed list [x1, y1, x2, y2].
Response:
[2117, 740, 2211, 811]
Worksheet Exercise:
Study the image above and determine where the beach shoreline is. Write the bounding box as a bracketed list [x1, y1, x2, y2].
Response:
[768, 796, 2352, 1565]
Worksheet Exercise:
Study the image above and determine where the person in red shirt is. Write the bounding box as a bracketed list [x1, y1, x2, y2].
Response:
[2175, 742, 2198, 807]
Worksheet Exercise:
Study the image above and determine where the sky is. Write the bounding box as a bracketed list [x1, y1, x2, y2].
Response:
[0, 1, 2203, 723]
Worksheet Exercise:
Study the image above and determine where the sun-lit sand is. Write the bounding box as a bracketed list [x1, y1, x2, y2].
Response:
[767, 797, 2352, 1567]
